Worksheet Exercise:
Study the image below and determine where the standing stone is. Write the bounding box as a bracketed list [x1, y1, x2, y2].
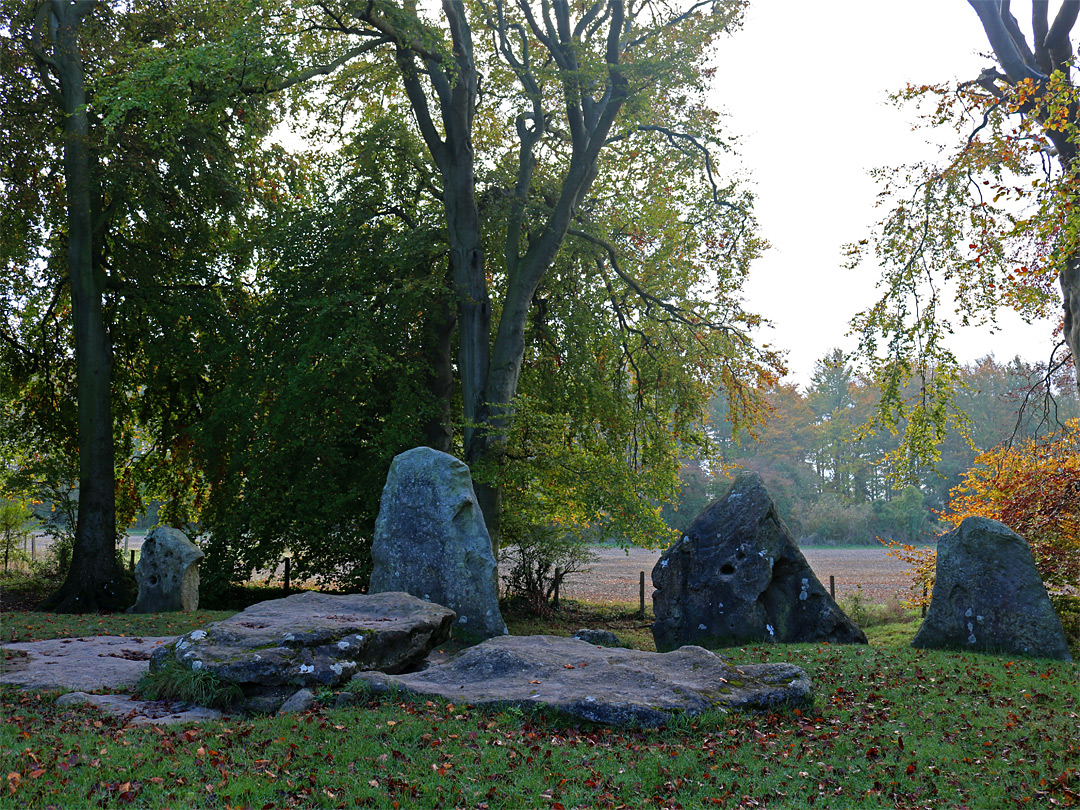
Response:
[369, 447, 507, 639]
[129, 527, 204, 613]
[653, 472, 866, 651]
[912, 517, 1072, 660]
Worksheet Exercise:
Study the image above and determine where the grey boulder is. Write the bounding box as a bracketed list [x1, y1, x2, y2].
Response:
[350, 634, 813, 727]
[653, 472, 866, 651]
[913, 517, 1072, 660]
[370, 446, 507, 639]
[573, 628, 622, 647]
[150, 591, 455, 688]
[129, 527, 204, 613]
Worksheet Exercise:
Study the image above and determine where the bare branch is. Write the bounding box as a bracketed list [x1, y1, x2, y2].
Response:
[1046, 0, 1080, 71]
[967, 0, 1045, 83]
[1000, 1, 1037, 68]
[1033, 0, 1051, 73]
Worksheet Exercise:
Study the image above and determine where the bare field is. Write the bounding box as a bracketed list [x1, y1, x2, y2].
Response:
[558, 545, 913, 605]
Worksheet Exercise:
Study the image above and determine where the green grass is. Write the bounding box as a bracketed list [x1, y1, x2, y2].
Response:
[1, 599, 1077, 808]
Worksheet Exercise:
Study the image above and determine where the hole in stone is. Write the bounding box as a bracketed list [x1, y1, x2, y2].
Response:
[149, 575, 158, 586]
[720, 563, 735, 575]
[735, 550, 746, 560]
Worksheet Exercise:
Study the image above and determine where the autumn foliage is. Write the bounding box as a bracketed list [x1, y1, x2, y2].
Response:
[886, 420, 1080, 609]
[945, 419, 1080, 592]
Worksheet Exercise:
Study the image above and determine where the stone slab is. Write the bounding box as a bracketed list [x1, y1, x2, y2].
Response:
[151, 591, 455, 688]
[0, 636, 174, 691]
[351, 634, 813, 727]
[55, 691, 222, 726]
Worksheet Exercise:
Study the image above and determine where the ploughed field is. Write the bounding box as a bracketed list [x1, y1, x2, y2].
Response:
[560, 545, 912, 605]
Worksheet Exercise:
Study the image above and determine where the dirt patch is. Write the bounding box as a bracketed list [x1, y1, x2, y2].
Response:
[558, 546, 912, 605]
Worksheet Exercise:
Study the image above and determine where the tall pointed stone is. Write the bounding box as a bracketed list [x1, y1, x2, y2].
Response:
[369, 447, 507, 639]
[652, 472, 866, 651]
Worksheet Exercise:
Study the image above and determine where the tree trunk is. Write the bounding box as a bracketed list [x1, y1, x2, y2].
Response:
[41, 1, 128, 613]
[1062, 254, 1080, 397]
[422, 291, 455, 454]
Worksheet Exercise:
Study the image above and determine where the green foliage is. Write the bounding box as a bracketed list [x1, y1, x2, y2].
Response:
[1049, 594, 1080, 659]
[711, 350, 1075, 545]
[193, 148, 445, 597]
[136, 660, 243, 710]
[846, 55, 1080, 474]
[0, 498, 34, 573]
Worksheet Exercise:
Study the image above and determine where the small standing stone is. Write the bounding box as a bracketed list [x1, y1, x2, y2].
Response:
[369, 447, 507, 639]
[912, 517, 1072, 660]
[129, 527, 204, 613]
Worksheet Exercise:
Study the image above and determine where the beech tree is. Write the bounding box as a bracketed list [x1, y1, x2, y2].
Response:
[298, 0, 779, 547]
[0, 0, 287, 610]
[849, 1, 1080, 475]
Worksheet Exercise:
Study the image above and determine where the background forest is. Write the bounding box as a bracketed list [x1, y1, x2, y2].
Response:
[664, 351, 1079, 547]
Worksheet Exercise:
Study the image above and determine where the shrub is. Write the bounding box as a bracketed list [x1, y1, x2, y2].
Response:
[499, 524, 597, 615]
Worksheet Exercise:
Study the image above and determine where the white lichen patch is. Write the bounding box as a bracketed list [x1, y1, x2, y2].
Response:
[698, 624, 708, 631]
[661, 559, 669, 568]
[459, 616, 468, 624]
[176, 639, 189, 650]
[189, 630, 207, 641]
[191, 659, 203, 670]
[337, 640, 351, 650]
[766, 624, 775, 638]
[298, 664, 315, 674]
[284, 633, 296, 642]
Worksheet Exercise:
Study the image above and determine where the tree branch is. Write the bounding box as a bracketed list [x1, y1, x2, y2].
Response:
[1032, 0, 1051, 73]
[1046, 0, 1080, 71]
[967, 0, 1045, 83]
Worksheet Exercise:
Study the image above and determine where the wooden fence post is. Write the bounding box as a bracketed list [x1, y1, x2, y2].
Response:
[284, 557, 291, 593]
[829, 575, 835, 599]
[129, 550, 136, 571]
[638, 571, 646, 618]
[552, 567, 561, 609]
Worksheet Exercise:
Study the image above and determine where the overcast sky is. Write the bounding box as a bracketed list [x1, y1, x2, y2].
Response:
[709, 0, 1062, 386]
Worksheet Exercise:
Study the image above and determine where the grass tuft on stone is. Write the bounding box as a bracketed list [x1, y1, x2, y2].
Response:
[135, 659, 243, 709]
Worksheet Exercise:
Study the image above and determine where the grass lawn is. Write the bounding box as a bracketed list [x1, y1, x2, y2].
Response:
[1, 599, 1077, 809]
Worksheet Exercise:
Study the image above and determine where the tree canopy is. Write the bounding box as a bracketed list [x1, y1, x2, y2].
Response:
[847, 0, 1080, 475]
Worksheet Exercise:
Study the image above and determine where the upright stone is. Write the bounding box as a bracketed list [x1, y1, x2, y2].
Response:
[370, 447, 507, 639]
[652, 472, 866, 651]
[129, 527, 204, 613]
[912, 517, 1072, 660]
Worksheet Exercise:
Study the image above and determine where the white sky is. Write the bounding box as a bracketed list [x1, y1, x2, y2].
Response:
[709, 0, 1063, 387]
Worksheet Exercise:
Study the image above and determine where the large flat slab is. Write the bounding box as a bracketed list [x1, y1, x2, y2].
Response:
[0, 636, 173, 691]
[351, 635, 813, 727]
[152, 591, 455, 688]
